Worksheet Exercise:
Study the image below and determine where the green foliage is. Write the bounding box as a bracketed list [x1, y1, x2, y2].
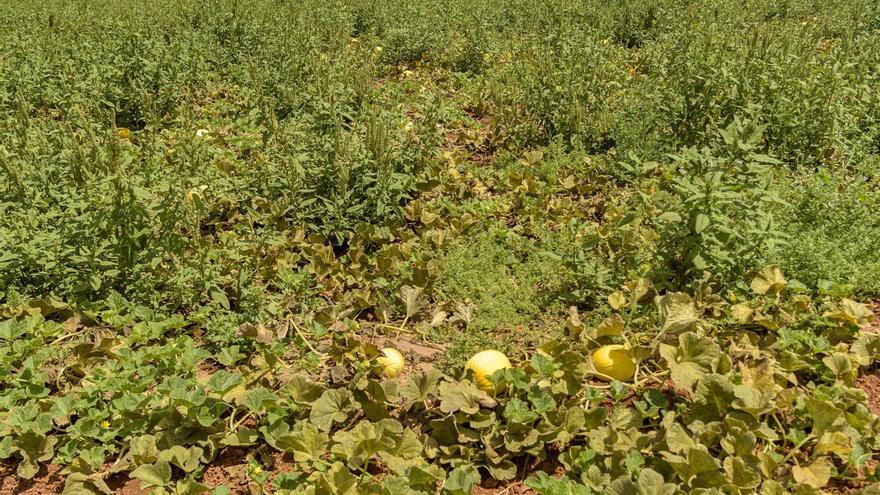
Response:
[650, 114, 788, 286]
[1, 274, 878, 492]
[773, 159, 880, 295]
[0, 0, 879, 491]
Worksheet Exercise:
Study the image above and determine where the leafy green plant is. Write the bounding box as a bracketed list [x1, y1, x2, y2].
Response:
[651, 114, 788, 286]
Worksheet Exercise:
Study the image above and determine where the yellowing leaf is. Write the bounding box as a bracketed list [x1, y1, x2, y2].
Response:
[595, 313, 624, 337]
[751, 266, 787, 295]
[823, 298, 874, 326]
[815, 431, 851, 459]
[792, 457, 832, 488]
[608, 291, 627, 310]
[730, 303, 754, 324]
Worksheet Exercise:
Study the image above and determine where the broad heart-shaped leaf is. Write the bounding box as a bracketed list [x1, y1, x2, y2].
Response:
[130, 460, 172, 488]
[852, 333, 880, 366]
[731, 384, 775, 418]
[823, 298, 873, 326]
[14, 432, 57, 479]
[442, 464, 480, 495]
[175, 479, 210, 495]
[314, 462, 359, 495]
[61, 473, 114, 495]
[486, 459, 518, 481]
[129, 435, 159, 465]
[723, 456, 760, 489]
[310, 388, 356, 432]
[283, 375, 325, 405]
[219, 429, 259, 447]
[665, 423, 696, 454]
[814, 431, 852, 459]
[692, 373, 735, 418]
[400, 368, 442, 406]
[205, 370, 244, 398]
[750, 266, 787, 295]
[804, 398, 846, 438]
[730, 302, 754, 324]
[662, 445, 720, 483]
[822, 352, 854, 384]
[655, 293, 699, 334]
[391, 428, 424, 459]
[658, 332, 720, 394]
[158, 445, 203, 473]
[525, 472, 591, 494]
[759, 480, 788, 495]
[438, 380, 495, 414]
[287, 423, 328, 462]
[530, 353, 557, 377]
[331, 419, 400, 467]
[242, 386, 278, 413]
[504, 397, 538, 425]
[792, 457, 832, 488]
[638, 467, 678, 495]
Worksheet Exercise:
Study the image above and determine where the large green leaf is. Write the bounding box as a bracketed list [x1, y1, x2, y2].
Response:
[310, 388, 356, 432]
[130, 460, 172, 488]
[438, 381, 495, 414]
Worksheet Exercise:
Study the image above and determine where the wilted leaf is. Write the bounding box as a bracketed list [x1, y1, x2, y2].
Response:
[730, 303, 754, 324]
[399, 286, 427, 321]
[608, 291, 627, 310]
[595, 313, 624, 337]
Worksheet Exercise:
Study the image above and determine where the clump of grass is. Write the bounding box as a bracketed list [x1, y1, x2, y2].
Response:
[427, 228, 567, 368]
[773, 160, 880, 295]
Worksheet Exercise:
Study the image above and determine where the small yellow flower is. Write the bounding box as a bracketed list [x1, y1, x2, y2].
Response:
[117, 128, 131, 140]
[373, 46, 383, 54]
[252, 466, 263, 475]
[101, 420, 110, 429]
[403, 69, 414, 78]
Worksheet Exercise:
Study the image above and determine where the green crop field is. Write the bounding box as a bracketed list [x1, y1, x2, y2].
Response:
[1, 0, 880, 493]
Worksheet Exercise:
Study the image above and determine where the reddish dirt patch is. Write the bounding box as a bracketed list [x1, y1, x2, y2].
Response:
[202, 447, 249, 493]
[856, 370, 880, 415]
[107, 474, 149, 495]
[856, 300, 880, 414]
[863, 300, 880, 334]
[0, 463, 150, 495]
[0, 463, 65, 495]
